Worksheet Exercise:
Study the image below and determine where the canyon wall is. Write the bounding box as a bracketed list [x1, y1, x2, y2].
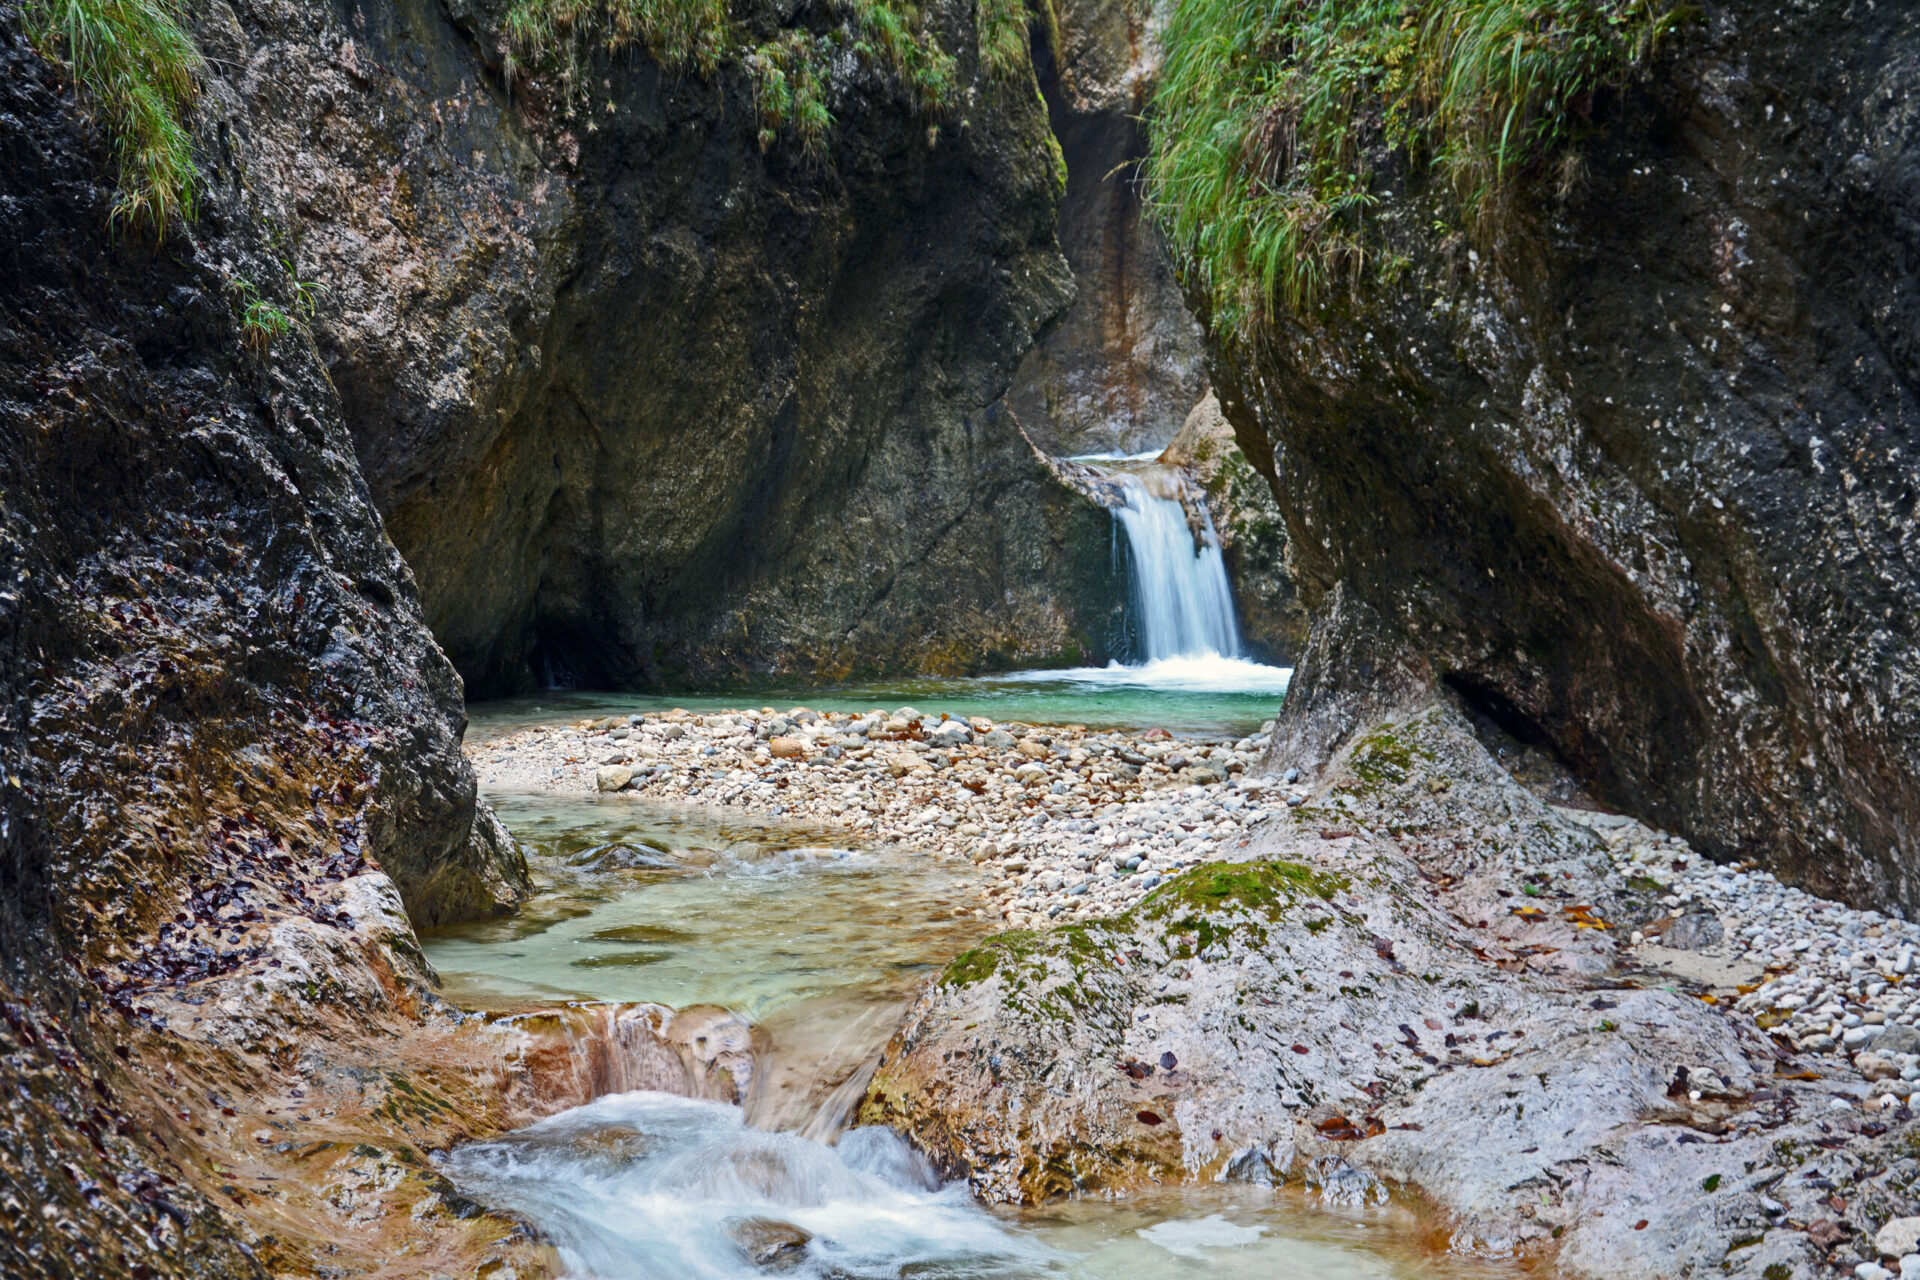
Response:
[1005, 0, 1207, 458]
[1202, 0, 1920, 908]
[208, 0, 1123, 694]
[0, 11, 530, 1274]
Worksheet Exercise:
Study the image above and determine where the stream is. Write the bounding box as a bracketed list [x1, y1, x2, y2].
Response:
[425, 467, 1515, 1279]
[425, 681, 1522, 1280]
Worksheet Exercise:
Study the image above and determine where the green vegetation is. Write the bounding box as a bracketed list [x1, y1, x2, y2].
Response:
[500, 0, 1040, 153]
[232, 262, 325, 352]
[22, 0, 204, 235]
[1141, 860, 1348, 917]
[1147, 0, 1689, 331]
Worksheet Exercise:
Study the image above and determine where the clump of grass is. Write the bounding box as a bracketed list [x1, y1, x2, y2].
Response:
[977, 0, 1052, 82]
[503, 0, 732, 96]
[232, 261, 326, 352]
[1147, 0, 1690, 333]
[22, 0, 205, 236]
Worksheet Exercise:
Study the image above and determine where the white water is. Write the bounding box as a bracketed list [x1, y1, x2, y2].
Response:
[441, 1092, 1051, 1280]
[1105, 466, 1245, 662]
[440, 1092, 1436, 1280]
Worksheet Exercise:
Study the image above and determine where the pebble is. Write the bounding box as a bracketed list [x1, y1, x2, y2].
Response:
[473, 706, 1299, 929]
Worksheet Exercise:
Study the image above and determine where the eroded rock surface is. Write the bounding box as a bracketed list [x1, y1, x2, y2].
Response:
[0, 14, 529, 1276]
[1005, 0, 1207, 456]
[862, 702, 1920, 1276]
[1202, 0, 1920, 908]
[201, 0, 1120, 692]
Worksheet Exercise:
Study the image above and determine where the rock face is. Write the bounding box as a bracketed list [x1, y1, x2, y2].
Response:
[0, 14, 525, 1276]
[1159, 392, 1305, 663]
[204, 0, 1121, 693]
[1004, 0, 1207, 457]
[1204, 0, 1920, 908]
[861, 703, 1904, 1278]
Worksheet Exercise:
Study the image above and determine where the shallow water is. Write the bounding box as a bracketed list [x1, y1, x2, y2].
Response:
[440, 1091, 1522, 1280]
[432, 787, 1523, 1280]
[423, 795, 982, 1018]
[467, 657, 1290, 746]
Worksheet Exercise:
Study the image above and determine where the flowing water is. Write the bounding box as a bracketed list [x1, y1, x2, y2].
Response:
[431, 457, 1512, 1279]
[429, 789, 1518, 1280]
[1093, 462, 1245, 662]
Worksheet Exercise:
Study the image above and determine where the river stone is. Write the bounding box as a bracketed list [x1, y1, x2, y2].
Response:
[1878, 1026, 1920, 1056]
[984, 729, 1016, 750]
[1856, 1053, 1900, 1082]
[1880, 1219, 1920, 1259]
[1016, 739, 1052, 760]
[1666, 911, 1725, 950]
[768, 737, 807, 759]
[596, 765, 635, 792]
[728, 1217, 811, 1268]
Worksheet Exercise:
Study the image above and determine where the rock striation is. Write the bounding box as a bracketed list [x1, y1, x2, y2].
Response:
[1198, 0, 1920, 908]
[1004, 0, 1207, 457]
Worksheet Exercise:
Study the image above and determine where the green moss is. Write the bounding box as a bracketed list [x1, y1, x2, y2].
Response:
[1346, 724, 1427, 788]
[940, 943, 1004, 987]
[1147, 0, 1691, 330]
[23, 0, 204, 235]
[1140, 860, 1348, 918]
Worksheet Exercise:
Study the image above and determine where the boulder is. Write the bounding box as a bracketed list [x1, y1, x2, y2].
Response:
[596, 765, 635, 792]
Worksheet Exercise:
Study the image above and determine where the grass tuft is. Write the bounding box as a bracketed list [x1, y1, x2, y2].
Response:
[22, 0, 204, 236]
[1147, 0, 1690, 333]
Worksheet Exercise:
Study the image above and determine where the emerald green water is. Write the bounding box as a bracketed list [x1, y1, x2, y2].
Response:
[466, 658, 1290, 744]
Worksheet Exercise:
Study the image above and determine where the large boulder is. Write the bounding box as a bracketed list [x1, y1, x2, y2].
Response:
[862, 704, 1892, 1277]
[1192, 0, 1920, 908]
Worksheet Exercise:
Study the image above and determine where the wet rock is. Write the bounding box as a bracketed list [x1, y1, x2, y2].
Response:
[727, 1217, 811, 1269]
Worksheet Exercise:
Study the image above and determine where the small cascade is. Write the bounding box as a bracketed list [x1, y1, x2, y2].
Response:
[485, 1003, 755, 1122]
[1099, 463, 1244, 661]
[441, 1092, 1050, 1280]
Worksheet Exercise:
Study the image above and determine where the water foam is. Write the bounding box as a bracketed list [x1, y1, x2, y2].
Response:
[442, 1091, 1052, 1280]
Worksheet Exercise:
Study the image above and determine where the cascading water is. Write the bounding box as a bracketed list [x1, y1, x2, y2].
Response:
[1104, 466, 1244, 661]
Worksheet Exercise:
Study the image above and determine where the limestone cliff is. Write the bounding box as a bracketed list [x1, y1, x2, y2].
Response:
[201, 0, 1121, 694]
[1005, 0, 1207, 457]
[1194, 0, 1920, 909]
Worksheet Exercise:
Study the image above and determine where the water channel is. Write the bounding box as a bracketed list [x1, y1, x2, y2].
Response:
[423, 463, 1521, 1279]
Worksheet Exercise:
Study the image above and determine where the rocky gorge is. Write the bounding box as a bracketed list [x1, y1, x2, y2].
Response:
[2, 0, 1919, 1276]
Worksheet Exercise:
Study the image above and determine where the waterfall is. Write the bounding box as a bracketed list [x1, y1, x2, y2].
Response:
[1103, 465, 1244, 661]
